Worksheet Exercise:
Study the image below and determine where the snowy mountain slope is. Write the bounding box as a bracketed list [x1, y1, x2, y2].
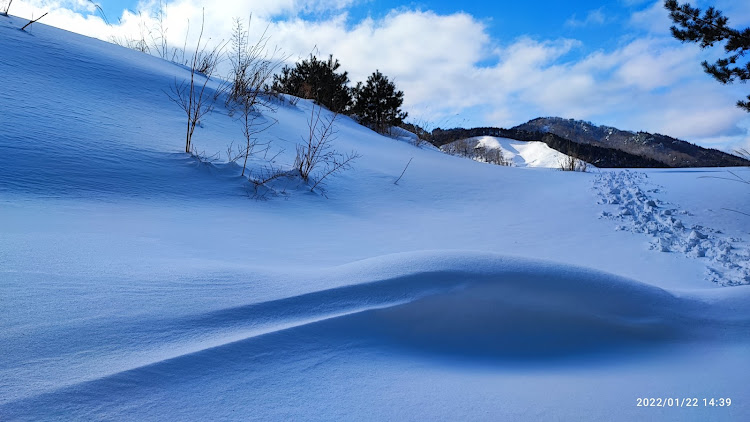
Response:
[473, 136, 583, 168]
[2, 14, 750, 421]
[514, 117, 750, 167]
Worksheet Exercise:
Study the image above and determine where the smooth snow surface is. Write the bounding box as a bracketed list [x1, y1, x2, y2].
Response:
[2, 15, 750, 421]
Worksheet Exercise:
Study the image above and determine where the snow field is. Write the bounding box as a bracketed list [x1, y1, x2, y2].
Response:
[1, 13, 749, 421]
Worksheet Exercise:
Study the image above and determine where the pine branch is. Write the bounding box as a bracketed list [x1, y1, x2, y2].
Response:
[665, 1, 749, 111]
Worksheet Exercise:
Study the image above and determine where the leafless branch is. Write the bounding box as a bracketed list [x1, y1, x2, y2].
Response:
[394, 157, 413, 185]
[294, 104, 360, 193]
[698, 170, 750, 185]
[21, 12, 47, 31]
[248, 164, 293, 199]
[190, 144, 220, 164]
[224, 16, 288, 176]
[164, 8, 226, 154]
[1, 0, 13, 16]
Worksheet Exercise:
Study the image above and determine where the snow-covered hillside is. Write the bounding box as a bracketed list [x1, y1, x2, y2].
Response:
[474, 135, 583, 168]
[2, 15, 750, 421]
[440, 135, 592, 169]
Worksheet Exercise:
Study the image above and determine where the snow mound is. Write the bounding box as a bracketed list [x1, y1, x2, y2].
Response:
[595, 171, 750, 286]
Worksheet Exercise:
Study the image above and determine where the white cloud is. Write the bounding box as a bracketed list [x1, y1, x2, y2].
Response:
[629, 0, 672, 34]
[8, 0, 750, 151]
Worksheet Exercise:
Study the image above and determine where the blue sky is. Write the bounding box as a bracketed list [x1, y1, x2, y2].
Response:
[9, 0, 750, 151]
[97, 0, 646, 56]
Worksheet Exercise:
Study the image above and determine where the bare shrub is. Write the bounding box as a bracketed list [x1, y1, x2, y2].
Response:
[559, 154, 588, 172]
[442, 138, 473, 157]
[394, 157, 413, 185]
[294, 104, 360, 193]
[226, 17, 282, 105]
[475, 146, 510, 166]
[558, 139, 587, 172]
[402, 119, 433, 148]
[87, 1, 110, 25]
[1, 0, 14, 16]
[110, 11, 151, 53]
[108, 2, 190, 62]
[288, 95, 300, 106]
[165, 9, 226, 154]
[190, 144, 220, 165]
[442, 139, 511, 166]
[195, 47, 221, 75]
[20, 12, 47, 31]
[225, 141, 249, 164]
[224, 17, 286, 177]
[149, 0, 170, 59]
[236, 112, 276, 177]
[247, 164, 292, 199]
[111, 34, 149, 53]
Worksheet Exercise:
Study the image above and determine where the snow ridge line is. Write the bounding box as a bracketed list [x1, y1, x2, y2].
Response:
[594, 171, 750, 286]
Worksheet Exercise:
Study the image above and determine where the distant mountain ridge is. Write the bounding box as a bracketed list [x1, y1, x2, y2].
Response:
[423, 117, 748, 168]
[429, 126, 665, 168]
[512, 117, 749, 168]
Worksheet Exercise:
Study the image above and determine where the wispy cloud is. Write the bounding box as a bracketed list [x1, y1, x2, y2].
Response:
[565, 8, 608, 28]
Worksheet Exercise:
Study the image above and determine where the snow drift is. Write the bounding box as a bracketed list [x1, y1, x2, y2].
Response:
[3, 252, 750, 421]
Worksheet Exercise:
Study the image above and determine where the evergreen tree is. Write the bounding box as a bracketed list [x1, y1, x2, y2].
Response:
[352, 70, 408, 134]
[665, 0, 750, 111]
[271, 54, 352, 113]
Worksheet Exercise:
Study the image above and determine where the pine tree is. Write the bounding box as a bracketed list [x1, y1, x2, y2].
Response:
[352, 70, 408, 134]
[271, 54, 352, 113]
[665, 0, 750, 111]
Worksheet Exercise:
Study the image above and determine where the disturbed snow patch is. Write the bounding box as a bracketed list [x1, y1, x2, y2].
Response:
[594, 171, 750, 286]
